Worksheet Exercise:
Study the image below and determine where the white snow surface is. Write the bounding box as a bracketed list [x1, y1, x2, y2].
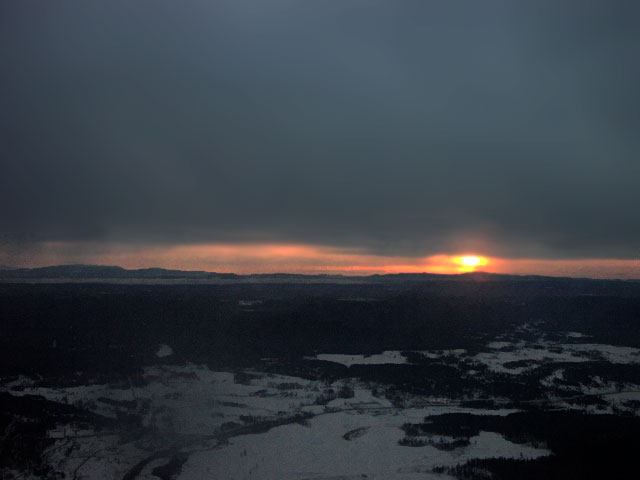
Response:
[471, 341, 640, 374]
[310, 349, 467, 366]
[180, 414, 548, 480]
[311, 351, 408, 366]
[310, 341, 640, 374]
[6, 363, 543, 480]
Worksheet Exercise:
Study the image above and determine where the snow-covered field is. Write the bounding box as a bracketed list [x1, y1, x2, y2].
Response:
[3, 363, 549, 480]
[471, 341, 640, 374]
[180, 412, 547, 480]
[5, 327, 640, 480]
[309, 338, 640, 375]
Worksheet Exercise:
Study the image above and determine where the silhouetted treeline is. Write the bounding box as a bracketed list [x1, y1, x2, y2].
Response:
[1, 279, 639, 380]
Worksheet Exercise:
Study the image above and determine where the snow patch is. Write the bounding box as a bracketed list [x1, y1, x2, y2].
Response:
[312, 351, 408, 367]
[156, 344, 174, 358]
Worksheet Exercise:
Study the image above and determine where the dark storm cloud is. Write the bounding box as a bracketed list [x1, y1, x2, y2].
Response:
[1, 0, 639, 258]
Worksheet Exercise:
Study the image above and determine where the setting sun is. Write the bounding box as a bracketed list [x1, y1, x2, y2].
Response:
[452, 255, 489, 271]
[461, 256, 481, 266]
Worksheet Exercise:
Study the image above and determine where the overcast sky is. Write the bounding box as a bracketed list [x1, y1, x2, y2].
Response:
[2, 1, 639, 264]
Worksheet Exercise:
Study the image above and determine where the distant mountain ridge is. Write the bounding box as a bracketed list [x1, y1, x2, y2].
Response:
[0, 264, 238, 279]
[0, 263, 633, 283]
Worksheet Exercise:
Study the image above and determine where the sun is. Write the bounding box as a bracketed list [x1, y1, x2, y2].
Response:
[461, 256, 481, 267]
[452, 255, 489, 271]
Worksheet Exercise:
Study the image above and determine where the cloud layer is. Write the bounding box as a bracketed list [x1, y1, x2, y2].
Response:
[2, 1, 639, 260]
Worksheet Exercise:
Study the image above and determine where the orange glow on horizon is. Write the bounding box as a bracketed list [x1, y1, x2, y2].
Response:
[1, 241, 638, 279]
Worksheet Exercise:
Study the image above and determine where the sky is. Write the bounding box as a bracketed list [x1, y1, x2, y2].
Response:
[1, 1, 639, 278]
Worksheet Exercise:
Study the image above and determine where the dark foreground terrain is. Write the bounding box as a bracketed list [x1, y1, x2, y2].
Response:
[1, 270, 640, 479]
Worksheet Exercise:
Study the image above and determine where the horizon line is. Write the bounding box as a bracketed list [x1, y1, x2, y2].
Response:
[1, 263, 638, 282]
